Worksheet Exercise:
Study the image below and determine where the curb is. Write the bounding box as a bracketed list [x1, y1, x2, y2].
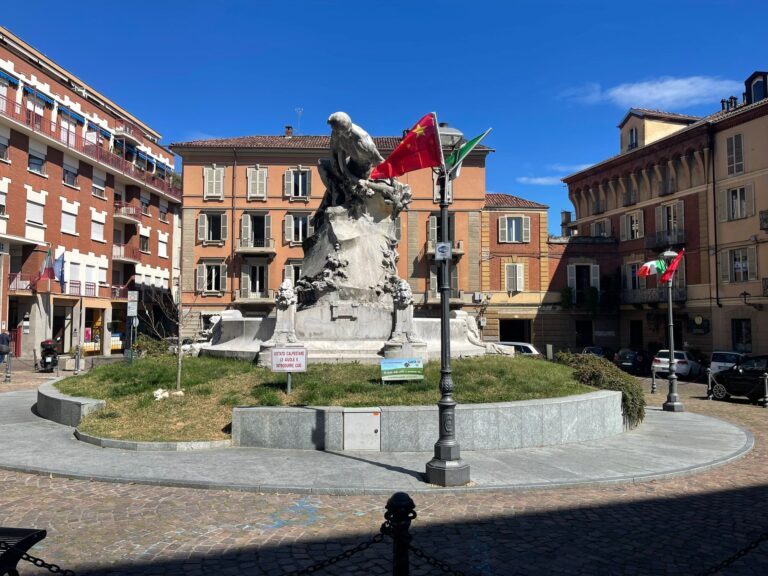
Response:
[73, 430, 232, 452]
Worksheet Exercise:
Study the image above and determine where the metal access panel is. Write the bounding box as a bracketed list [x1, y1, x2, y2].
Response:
[343, 407, 381, 451]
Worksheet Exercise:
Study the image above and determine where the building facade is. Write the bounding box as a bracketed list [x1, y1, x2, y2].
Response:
[171, 128, 492, 338]
[0, 27, 181, 358]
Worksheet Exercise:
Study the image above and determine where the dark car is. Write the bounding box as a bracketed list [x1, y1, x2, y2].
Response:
[613, 348, 651, 376]
[711, 355, 768, 403]
[582, 346, 614, 359]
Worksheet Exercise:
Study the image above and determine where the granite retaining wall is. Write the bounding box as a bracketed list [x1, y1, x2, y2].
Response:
[37, 380, 106, 427]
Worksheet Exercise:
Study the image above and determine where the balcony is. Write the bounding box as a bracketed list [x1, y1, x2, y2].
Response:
[645, 229, 686, 250]
[0, 94, 181, 200]
[236, 237, 277, 256]
[113, 121, 143, 144]
[236, 288, 275, 302]
[621, 286, 687, 304]
[425, 240, 465, 258]
[111, 285, 129, 300]
[112, 244, 141, 264]
[8, 273, 34, 292]
[114, 202, 142, 225]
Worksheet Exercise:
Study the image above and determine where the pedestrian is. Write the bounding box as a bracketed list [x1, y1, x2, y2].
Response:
[0, 331, 10, 364]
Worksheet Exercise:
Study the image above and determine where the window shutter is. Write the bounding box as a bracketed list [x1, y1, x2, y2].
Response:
[746, 184, 755, 217]
[604, 218, 612, 237]
[638, 210, 645, 238]
[241, 213, 251, 245]
[655, 206, 664, 232]
[306, 169, 312, 198]
[241, 264, 250, 295]
[719, 251, 731, 283]
[429, 267, 437, 292]
[620, 215, 627, 241]
[516, 263, 524, 292]
[209, 167, 223, 198]
[284, 214, 294, 242]
[197, 213, 207, 241]
[676, 200, 684, 230]
[308, 218, 315, 238]
[203, 167, 212, 198]
[567, 265, 576, 289]
[735, 134, 744, 172]
[675, 256, 686, 287]
[727, 137, 735, 175]
[265, 214, 272, 242]
[284, 263, 294, 282]
[247, 167, 257, 199]
[220, 213, 228, 241]
[589, 222, 596, 236]
[220, 263, 227, 291]
[506, 264, 516, 291]
[718, 189, 727, 222]
[498, 216, 507, 243]
[395, 215, 402, 242]
[747, 246, 758, 281]
[284, 170, 294, 197]
[428, 216, 437, 242]
[196, 264, 205, 292]
[257, 167, 268, 198]
[450, 264, 459, 293]
[590, 264, 600, 291]
[522, 216, 531, 242]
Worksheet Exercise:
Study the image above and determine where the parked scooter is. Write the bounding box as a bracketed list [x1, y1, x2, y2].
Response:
[39, 337, 60, 373]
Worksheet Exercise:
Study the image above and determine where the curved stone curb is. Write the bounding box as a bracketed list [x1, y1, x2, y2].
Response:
[37, 379, 105, 427]
[73, 430, 232, 452]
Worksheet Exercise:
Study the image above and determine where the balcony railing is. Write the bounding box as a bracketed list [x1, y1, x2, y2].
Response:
[645, 229, 686, 249]
[237, 237, 276, 251]
[113, 121, 143, 142]
[0, 94, 181, 200]
[111, 285, 129, 299]
[113, 244, 142, 262]
[427, 289, 464, 302]
[8, 273, 34, 292]
[84, 281, 97, 297]
[621, 286, 687, 304]
[67, 280, 81, 295]
[237, 288, 275, 301]
[114, 202, 143, 222]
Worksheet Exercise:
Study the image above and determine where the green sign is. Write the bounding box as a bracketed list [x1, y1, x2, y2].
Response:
[381, 358, 424, 382]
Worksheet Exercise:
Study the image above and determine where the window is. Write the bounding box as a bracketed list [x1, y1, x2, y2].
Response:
[498, 215, 530, 243]
[0, 192, 6, 216]
[656, 202, 684, 234]
[159, 202, 168, 222]
[720, 186, 754, 221]
[732, 319, 752, 353]
[197, 212, 228, 243]
[26, 201, 44, 225]
[505, 263, 524, 292]
[0, 133, 8, 162]
[63, 160, 79, 188]
[98, 267, 107, 285]
[242, 262, 268, 297]
[566, 264, 600, 305]
[141, 194, 151, 216]
[27, 96, 44, 130]
[91, 220, 104, 242]
[284, 167, 311, 199]
[241, 213, 272, 247]
[196, 261, 227, 293]
[139, 234, 150, 253]
[428, 214, 455, 243]
[28, 151, 45, 175]
[247, 166, 268, 199]
[60, 212, 76, 234]
[628, 127, 638, 150]
[59, 117, 76, 146]
[726, 134, 744, 175]
[590, 218, 611, 237]
[624, 263, 646, 290]
[623, 182, 637, 206]
[728, 247, 757, 283]
[284, 261, 303, 286]
[620, 211, 644, 241]
[752, 78, 765, 103]
[92, 169, 106, 198]
[158, 238, 168, 258]
[429, 263, 459, 296]
[729, 187, 747, 220]
[284, 214, 312, 244]
[203, 166, 225, 199]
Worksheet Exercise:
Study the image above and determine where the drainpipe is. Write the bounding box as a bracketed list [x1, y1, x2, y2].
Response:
[231, 148, 238, 302]
[709, 126, 722, 307]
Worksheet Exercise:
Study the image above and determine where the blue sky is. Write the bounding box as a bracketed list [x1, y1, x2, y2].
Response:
[4, 0, 767, 233]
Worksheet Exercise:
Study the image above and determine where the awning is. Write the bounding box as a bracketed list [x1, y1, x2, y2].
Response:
[0, 70, 19, 87]
[59, 108, 85, 124]
[100, 128, 111, 139]
[23, 86, 54, 105]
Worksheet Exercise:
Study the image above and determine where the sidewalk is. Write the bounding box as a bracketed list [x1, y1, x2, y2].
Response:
[0, 387, 753, 495]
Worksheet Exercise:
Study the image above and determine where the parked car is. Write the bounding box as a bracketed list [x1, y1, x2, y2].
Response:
[709, 351, 746, 374]
[582, 346, 614, 359]
[613, 348, 651, 376]
[711, 355, 768, 403]
[498, 342, 542, 357]
[652, 350, 702, 380]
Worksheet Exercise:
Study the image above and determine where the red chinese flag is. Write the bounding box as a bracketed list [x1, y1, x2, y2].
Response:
[660, 248, 685, 284]
[370, 113, 443, 179]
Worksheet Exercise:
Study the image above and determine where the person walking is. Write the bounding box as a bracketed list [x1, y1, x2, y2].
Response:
[0, 331, 10, 364]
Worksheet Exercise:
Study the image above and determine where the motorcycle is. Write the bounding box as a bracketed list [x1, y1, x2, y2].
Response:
[39, 337, 60, 373]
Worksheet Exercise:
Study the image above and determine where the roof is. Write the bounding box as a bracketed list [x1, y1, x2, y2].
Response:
[484, 193, 548, 209]
[618, 108, 701, 128]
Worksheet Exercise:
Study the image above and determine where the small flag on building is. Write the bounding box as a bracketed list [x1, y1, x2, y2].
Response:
[53, 253, 65, 292]
[370, 112, 443, 179]
[36, 249, 55, 282]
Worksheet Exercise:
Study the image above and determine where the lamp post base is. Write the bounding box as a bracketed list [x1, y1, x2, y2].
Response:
[663, 374, 685, 412]
[663, 401, 685, 412]
[426, 457, 471, 487]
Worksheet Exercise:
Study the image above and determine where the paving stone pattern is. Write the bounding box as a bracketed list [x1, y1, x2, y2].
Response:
[1, 380, 767, 575]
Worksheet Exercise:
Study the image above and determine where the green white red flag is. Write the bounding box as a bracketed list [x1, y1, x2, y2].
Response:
[637, 249, 685, 283]
[370, 112, 443, 179]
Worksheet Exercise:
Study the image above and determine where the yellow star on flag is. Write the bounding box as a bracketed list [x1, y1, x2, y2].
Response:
[411, 124, 426, 137]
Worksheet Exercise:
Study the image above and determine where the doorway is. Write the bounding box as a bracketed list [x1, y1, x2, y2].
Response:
[629, 320, 643, 348]
[575, 320, 593, 348]
[52, 306, 72, 354]
[499, 319, 531, 342]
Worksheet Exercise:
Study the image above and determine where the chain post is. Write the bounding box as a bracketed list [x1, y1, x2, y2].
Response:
[4, 351, 11, 384]
[706, 368, 713, 400]
[762, 373, 768, 409]
[0, 540, 77, 576]
[74, 345, 80, 376]
[651, 370, 656, 394]
[385, 492, 416, 576]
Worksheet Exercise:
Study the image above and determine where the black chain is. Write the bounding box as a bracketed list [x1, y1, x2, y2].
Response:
[285, 531, 386, 575]
[407, 542, 467, 576]
[699, 531, 768, 576]
[0, 540, 77, 575]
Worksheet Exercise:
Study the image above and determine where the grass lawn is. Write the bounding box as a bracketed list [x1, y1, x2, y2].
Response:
[57, 355, 593, 442]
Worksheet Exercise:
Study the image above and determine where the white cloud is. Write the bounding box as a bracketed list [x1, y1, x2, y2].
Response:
[516, 176, 564, 186]
[563, 76, 742, 110]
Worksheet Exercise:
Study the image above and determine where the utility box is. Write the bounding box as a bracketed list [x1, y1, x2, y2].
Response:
[343, 407, 381, 451]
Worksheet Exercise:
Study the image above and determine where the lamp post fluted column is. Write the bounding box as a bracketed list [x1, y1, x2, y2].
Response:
[425, 173, 470, 486]
[663, 251, 684, 412]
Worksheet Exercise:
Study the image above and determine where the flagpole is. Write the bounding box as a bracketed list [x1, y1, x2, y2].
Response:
[662, 250, 684, 412]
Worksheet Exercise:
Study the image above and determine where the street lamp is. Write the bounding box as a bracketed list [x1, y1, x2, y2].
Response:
[425, 123, 471, 487]
[662, 249, 684, 412]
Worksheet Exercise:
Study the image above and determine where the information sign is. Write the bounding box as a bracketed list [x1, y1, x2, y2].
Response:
[271, 347, 307, 372]
[435, 242, 452, 261]
[127, 301, 138, 317]
[127, 290, 139, 302]
[380, 358, 424, 382]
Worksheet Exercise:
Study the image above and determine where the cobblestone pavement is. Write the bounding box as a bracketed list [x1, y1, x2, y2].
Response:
[1, 379, 767, 575]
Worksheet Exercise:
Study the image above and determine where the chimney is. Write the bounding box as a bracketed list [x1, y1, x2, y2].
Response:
[730, 95, 738, 109]
[721, 99, 727, 111]
[284, 125, 293, 137]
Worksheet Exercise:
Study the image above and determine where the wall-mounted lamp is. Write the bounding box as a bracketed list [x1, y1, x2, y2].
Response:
[740, 291, 764, 310]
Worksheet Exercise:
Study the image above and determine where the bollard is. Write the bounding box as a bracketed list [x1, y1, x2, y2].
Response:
[706, 368, 713, 400]
[385, 492, 416, 576]
[4, 352, 11, 384]
[762, 373, 768, 409]
[651, 370, 656, 394]
[74, 346, 80, 376]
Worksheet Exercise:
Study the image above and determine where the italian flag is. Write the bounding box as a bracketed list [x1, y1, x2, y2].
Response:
[638, 249, 685, 283]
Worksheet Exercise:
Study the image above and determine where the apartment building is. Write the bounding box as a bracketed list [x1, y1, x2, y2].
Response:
[170, 128, 492, 337]
[0, 27, 181, 358]
[563, 70, 768, 355]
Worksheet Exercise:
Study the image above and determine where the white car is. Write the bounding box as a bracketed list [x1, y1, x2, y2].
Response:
[709, 351, 746, 374]
[652, 350, 702, 380]
[498, 342, 542, 357]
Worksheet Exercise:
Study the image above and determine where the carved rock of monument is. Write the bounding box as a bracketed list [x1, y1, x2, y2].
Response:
[263, 279, 298, 346]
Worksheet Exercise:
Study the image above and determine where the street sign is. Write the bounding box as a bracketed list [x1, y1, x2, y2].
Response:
[380, 358, 424, 382]
[127, 290, 139, 302]
[271, 347, 307, 372]
[127, 301, 138, 317]
[435, 242, 452, 260]
[132, 317, 139, 328]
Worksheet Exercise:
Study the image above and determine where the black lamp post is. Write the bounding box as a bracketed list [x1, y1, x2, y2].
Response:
[425, 123, 471, 487]
[662, 249, 684, 412]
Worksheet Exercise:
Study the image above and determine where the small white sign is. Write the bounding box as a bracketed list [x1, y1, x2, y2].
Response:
[132, 317, 140, 328]
[435, 242, 452, 260]
[271, 347, 307, 372]
[128, 290, 139, 302]
[127, 301, 138, 317]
